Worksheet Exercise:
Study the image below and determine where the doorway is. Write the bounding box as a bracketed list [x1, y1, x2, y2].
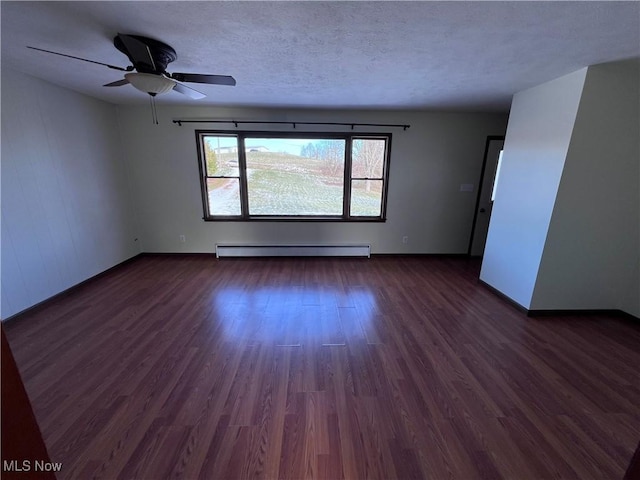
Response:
[468, 136, 505, 257]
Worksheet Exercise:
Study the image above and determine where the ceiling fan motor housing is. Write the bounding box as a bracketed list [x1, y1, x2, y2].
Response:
[114, 34, 177, 74]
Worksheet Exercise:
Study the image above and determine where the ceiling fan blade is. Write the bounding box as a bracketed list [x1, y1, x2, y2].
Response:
[117, 33, 156, 71]
[27, 46, 130, 71]
[171, 73, 236, 86]
[173, 82, 206, 100]
[103, 78, 129, 87]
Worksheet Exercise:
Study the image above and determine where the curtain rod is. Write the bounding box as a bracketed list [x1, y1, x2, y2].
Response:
[172, 119, 410, 130]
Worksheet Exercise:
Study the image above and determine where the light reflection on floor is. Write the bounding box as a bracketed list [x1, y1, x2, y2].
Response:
[212, 286, 379, 345]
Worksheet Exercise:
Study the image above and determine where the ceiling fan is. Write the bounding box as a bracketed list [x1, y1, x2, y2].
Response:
[27, 33, 236, 100]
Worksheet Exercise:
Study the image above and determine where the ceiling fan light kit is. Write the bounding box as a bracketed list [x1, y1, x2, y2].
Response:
[125, 72, 176, 96]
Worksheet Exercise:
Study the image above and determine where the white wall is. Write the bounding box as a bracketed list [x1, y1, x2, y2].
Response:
[480, 68, 587, 308]
[117, 105, 507, 254]
[1, 69, 140, 319]
[531, 60, 640, 315]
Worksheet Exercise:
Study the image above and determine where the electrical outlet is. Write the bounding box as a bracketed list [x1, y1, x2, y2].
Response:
[402, 236, 408, 244]
[179, 235, 186, 243]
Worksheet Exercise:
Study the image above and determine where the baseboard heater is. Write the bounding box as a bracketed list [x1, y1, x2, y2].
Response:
[215, 244, 371, 258]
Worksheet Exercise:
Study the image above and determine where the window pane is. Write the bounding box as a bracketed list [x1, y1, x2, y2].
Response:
[351, 179, 383, 217]
[352, 139, 386, 178]
[245, 138, 345, 215]
[204, 136, 240, 176]
[207, 178, 241, 216]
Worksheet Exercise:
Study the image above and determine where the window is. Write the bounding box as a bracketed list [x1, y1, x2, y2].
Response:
[196, 131, 391, 221]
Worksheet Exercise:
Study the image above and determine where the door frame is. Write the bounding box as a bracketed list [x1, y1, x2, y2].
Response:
[467, 135, 505, 256]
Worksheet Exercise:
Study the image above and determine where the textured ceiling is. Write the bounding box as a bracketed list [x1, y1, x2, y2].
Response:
[1, 1, 639, 111]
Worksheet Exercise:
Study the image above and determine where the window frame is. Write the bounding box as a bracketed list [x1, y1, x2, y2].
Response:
[195, 130, 392, 222]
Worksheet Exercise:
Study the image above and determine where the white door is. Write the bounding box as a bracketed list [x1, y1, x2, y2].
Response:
[470, 138, 504, 256]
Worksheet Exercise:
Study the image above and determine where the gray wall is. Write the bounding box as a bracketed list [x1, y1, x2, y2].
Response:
[1, 70, 508, 318]
[531, 60, 640, 316]
[481, 60, 639, 317]
[117, 105, 507, 254]
[480, 68, 587, 308]
[1, 69, 140, 319]
[4, 62, 637, 319]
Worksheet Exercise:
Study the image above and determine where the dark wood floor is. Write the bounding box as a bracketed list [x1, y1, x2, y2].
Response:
[4, 255, 640, 479]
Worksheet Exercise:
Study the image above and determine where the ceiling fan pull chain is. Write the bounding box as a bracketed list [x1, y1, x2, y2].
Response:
[149, 94, 159, 125]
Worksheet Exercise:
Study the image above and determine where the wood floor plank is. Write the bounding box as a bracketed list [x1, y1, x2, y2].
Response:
[4, 255, 640, 479]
